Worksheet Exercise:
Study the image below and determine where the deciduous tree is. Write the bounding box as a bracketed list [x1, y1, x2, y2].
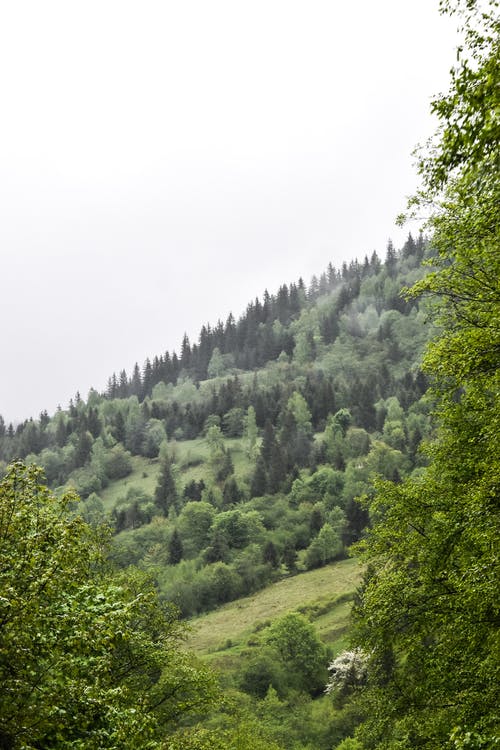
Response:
[352, 2, 500, 746]
[0, 462, 219, 749]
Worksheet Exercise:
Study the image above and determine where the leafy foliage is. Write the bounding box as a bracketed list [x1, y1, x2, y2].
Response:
[350, 1, 500, 747]
[0, 463, 219, 749]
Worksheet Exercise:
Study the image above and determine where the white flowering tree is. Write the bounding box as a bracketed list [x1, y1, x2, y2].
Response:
[325, 648, 368, 696]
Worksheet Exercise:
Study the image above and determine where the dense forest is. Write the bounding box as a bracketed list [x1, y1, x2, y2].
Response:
[0, 232, 432, 620]
[0, 0, 498, 748]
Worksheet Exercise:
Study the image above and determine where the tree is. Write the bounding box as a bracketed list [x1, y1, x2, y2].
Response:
[0, 462, 219, 749]
[154, 454, 179, 516]
[222, 407, 245, 437]
[250, 455, 267, 497]
[168, 528, 184, 564]
[73, 428, 93, 467]
[267, 442, 287, 493]
[206, 424, 234, 481]
[142, 418, 167, 458]
[111, 409, 126, 443]
[222, 476, 241, 507]
[165, 718, 283, 750]
[211, 509, 264, 550]
[325, 649, 368, 697]
[267, 612, 328, 695]
[177, 501, 214, 556]
[244, 405, 259, 460]
[182, 479, 206, 502]
[207, 347, 225, 378]
[352, 2, 500, 747]
[282, 541, 298, 573]
[262, 539, 280, 568]
[239, 649, 287, 698]
[280, 392, 314, 467]
[104, 444, 133, 480]
[305, 522, 343, 570]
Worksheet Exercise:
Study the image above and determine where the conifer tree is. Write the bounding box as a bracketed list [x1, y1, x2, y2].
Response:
[250, 455, 267, 498]
[154, 455, 178, 516]
[268, 442, 287, 494]
[282, 542, 298, 573]
[168, 529, 183, 564]
[74, 429, 93, 468]
[222, 476, 241, 507]
[131, 363, 142, 397]
[262, 540, 280, 568]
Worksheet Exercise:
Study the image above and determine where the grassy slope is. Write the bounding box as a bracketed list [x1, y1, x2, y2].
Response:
[186, 557, 362, 669]
[97, 435, 362, 674]
[99, 455, 160, 511]
[99, 436, 251, 511]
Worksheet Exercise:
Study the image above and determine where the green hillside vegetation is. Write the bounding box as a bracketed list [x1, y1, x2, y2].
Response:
[0, 230, 435, 625]
[187, 557, 360, 657]
[0, 0, 498, 747]
[174, 559, 364, 750]
[338, 2, 500, 748]
[0, 227, 435, 750]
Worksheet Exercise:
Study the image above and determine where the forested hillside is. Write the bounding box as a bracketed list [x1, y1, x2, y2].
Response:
[0, 235, 437, 749]
[1, 0, 497, 747]
[0, 234, 433, 619]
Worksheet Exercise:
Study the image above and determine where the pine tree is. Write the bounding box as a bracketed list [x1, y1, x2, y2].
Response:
[112, 411, 126, 444]
[268, 443, 286, 494]
[222, 477, 241, 507]
[55, 417, 67, 448]
[250, 456, 268, 498]
[180, 333, 191, 370]
[282, 542, 298, 574]
[384, 239, 397, 276]
[262, 540, 280, 568]
[118, 369, 129, 398]
[74, 429, 93, 468]
[260, 420, 276, 468]
[168, 529, 183, 564]
[154, 456, 178, 516]
[86, 407, 102, 438]
[131, 363, 142, 397]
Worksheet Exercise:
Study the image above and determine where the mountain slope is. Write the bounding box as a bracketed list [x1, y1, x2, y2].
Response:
[0, 235, 434, 619]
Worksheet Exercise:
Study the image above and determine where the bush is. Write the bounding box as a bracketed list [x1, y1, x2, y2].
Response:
[104, 444, 133, 480]
[240, 649, 288, 698]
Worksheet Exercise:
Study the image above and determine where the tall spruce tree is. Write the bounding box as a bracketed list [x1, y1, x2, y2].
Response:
[168, 529, 183, 564]
[154, 455, 178, 516]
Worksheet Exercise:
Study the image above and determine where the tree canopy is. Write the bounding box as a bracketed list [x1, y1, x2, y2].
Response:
[351, 1, 500, 747]
[0, 462, 218, 749]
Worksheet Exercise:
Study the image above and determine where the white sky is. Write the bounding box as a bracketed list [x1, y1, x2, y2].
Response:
[0, 0, 458, 424]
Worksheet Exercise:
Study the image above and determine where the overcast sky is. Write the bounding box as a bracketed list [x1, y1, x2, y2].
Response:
[0, 0, 458, 424]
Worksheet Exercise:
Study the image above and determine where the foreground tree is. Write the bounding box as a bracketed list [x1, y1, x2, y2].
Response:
[0, 462, 218, 749]
[351, 1, 500, 748]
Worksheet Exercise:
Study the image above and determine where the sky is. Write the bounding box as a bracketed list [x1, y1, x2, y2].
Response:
[0, 0, 458, 424]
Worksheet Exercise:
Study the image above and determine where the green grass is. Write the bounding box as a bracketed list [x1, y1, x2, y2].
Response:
[99, 435, 252, 511]
[186, 557, 362, 659]
[99, 455, 160, 511]
[171, 436, 250, 484]
[312, 598, 353, 654]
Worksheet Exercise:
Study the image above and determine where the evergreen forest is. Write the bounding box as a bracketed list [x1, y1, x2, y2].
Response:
[0, 0, 498, 748]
